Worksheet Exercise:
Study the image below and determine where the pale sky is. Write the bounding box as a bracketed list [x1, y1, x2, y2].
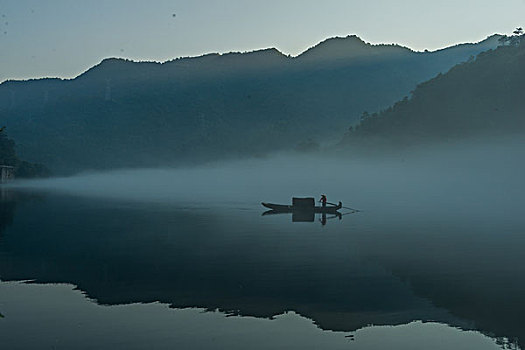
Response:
[0, 0, 524, 83]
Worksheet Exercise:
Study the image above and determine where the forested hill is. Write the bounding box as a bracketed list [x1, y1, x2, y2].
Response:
[340, 35, 525, 149]
[0, 35, 501, 173]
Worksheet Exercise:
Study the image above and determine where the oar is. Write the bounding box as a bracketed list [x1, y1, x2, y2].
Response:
[343, 206, 361, 212]
[327, 202, 361, 212]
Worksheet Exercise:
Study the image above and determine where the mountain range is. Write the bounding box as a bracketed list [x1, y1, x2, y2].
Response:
[0, 34, 502, 173]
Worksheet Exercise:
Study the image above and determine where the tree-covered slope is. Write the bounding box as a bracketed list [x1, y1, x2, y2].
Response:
[341, 36, 525, 148]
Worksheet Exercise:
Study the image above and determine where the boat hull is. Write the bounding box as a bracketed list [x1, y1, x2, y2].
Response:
[261, 202, 342, 214]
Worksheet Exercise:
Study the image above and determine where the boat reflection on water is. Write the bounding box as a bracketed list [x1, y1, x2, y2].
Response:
[262, 209, 343, 225]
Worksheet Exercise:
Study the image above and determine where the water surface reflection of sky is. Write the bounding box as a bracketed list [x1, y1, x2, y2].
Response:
[0, 281, 513, 350]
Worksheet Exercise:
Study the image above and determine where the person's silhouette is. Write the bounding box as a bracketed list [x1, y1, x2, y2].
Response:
[319, 195, 327, 208]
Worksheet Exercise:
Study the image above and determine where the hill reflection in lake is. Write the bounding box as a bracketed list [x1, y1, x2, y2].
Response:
[0, 281, 512, 350]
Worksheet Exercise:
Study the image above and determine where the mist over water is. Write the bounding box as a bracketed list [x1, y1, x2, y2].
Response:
[10, 137, 525, 223]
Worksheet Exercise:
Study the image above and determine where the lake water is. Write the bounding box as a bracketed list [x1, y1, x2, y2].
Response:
[1, 148, 524, 349]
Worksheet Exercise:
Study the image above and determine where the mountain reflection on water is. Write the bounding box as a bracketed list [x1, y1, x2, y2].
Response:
[0, 281, 514, 350]
[0, 183, 523, 349]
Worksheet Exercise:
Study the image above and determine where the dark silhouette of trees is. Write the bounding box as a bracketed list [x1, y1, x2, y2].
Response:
[498, 27, 524, 46]
[0, 128, 17, 166]
[0, 128, 49, 177]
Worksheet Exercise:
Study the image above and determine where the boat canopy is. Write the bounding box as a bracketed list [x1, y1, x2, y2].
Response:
[292, 197, 315, 208]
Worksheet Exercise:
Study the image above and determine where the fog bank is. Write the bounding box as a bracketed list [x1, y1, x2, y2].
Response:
[9, 138, 525, 223]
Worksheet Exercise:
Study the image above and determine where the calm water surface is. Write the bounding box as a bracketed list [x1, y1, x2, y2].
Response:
[0, 152, 524, 349]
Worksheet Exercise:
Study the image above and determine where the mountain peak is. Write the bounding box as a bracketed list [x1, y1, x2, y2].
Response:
[297, 35, 412, 62]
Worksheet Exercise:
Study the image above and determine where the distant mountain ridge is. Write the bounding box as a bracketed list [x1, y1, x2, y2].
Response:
[0, 34, 502, 173]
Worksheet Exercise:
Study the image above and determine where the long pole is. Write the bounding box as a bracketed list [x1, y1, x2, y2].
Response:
[327, 201, 361, 212]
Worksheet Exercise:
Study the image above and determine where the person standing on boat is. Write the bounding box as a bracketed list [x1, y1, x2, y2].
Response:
[319, 195, 327, 208]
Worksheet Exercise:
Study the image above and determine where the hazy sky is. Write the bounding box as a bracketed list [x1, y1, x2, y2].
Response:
[1, 0, 524, 82]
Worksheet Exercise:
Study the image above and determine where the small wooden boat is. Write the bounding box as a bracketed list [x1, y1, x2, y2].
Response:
[261, 197, 342, 214]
